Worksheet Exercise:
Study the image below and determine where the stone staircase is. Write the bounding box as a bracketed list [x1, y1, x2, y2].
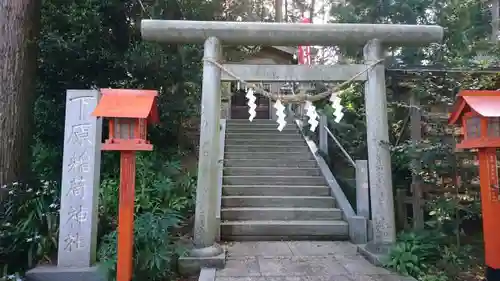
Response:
[220, 119, 349, 241]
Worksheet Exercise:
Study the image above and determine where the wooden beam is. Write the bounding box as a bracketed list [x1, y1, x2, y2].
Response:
[410, 93, 424, 230]
[387, 67, 500, 74]
[220, 64, 368, 82]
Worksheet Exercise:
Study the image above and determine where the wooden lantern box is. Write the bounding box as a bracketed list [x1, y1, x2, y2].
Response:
[449, 90, 500, 149]
[92, 89, 159, 151]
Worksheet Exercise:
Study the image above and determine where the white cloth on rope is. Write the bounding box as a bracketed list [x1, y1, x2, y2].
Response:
[274, 100, 287, 131]
[246, 88, 257, 121]
[305, 100, 319, 132]
[330, 93, 344, 123]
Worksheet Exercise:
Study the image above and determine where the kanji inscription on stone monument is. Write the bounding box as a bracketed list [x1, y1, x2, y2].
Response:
[58, 90, 102, 268]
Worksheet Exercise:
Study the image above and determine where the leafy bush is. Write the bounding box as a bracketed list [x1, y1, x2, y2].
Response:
[386, 230, 445, 277]
[426, 196, 481, 238]
[97, 151, 196, 281]
[98, 152, 196, 230]
[386, 229, 478, 281]
[2, 0, 204, 279]
[97, 211, 186, 281]
[30, 141, 63, 182]
[1, 148, 196, 281]
[0, 180, 60, 275]
[1, 141, 62, 277]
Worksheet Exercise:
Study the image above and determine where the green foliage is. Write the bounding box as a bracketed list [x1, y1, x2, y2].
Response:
[0, 0, 220, 278]
[30, 141, 63, 182]
[0, 141, 66, 275]
[97, 212, 185, 281]
[35, 0, 209, 151]
[97, 151, 196, 281]
[99, 152, 196, 217]
[426, 196, 481, 237]
[386, 230, 477, 281]
[386, 231, 445, 277]
[327, 0, 496, 280]
[0, 179, 60, 275]
[1, 149, 196, 281]
[3, 0, 214, 279]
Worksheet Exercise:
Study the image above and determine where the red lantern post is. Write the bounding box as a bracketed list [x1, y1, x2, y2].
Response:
[92, 89, 159, 281]
[449, 90, 500, 281]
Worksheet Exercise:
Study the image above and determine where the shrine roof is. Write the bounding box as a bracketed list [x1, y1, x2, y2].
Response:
[448, 90, 500, 125]
[92, 89, 159, 123]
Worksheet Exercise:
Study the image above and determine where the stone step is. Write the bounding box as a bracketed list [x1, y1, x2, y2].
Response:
[225, 152, 314, 160]
[224, 159, 316, 168]
[226, 127, 298, 133]
[226, 126, 298, 132]
[220, 220, 349, 240]
[223, 176, 325, 185]
[226, 133, 301, 139]
[223, 167, 321, 176]
[227, 120, 288, 125]
[225, 136, 304, 141]
[226, 126, 297, 131]
[226, 130, 299, 134]
[221, 207, 342, 221]
[226, 139, 305, 145]
[222, 185, 331, 196]
[225, 145, 309, 153]
[221, 196, 335, 208]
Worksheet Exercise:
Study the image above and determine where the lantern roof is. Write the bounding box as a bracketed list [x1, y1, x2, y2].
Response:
[448, 90, 500, 125]
[92, 89, 159, 124]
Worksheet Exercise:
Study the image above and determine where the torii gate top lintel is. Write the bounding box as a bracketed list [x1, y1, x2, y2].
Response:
[141, 20, 444, 46]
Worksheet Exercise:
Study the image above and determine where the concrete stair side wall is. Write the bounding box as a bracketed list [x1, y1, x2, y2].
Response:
[294, 119, 369, 244]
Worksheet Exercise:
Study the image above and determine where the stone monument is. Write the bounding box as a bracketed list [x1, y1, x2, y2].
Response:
[26, 89, 104, 281]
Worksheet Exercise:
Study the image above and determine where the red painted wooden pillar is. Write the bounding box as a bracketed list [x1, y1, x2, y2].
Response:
[478, 147, 500, 280]
[117, 151, 136, 281]
[92, 89, 159, 281]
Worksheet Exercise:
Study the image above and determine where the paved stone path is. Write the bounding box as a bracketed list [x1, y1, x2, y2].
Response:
[215, 241, 414, 281]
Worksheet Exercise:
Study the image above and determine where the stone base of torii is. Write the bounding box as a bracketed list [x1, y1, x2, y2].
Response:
[140, 20, 444, 274]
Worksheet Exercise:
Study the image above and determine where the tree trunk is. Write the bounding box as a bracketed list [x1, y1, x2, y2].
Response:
[309, 0, 315, 22]
[284, 0, 288, 21]
[491, 0, 499, 41]
[0, 0, 41, 187]
[275, 0, 283, 22]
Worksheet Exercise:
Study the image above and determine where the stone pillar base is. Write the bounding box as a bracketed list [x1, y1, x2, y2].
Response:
[357, 242, 393, 266]
[348, 216, 368, 245]
[178, 243, 226, 276]
[25, 265, 106, 281]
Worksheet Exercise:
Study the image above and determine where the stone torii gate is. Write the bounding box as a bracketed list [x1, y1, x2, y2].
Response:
[141, 20, 443, 267]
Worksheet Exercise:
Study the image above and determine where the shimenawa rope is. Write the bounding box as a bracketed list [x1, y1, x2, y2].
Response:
[202, 58, 385, 104]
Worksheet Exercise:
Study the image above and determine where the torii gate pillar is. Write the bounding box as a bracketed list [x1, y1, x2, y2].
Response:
[191, 37, 224, 257]
[179, 37, 226, 273]
[363, 39, 396, 253]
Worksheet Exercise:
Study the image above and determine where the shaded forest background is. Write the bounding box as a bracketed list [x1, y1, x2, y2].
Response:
[1, 0, 499, 281]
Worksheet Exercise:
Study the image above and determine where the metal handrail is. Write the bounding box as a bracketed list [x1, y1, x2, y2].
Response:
[323, 124, 356, 167]
[285, 88, 355, 168]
